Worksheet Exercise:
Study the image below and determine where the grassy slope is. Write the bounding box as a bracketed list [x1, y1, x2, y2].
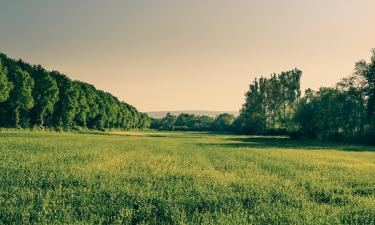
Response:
[0, 130, 374, 224]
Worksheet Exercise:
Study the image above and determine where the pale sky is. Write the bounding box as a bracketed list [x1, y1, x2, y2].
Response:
[1, 0, 374, 112]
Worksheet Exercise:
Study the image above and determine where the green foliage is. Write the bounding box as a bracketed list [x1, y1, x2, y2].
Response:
[1, 130, 374, 224]
[74, 82, 90, 127]
[0, 53, 149, 130]
[158, 113, 177, 130]
[213, 113, 235, 131]
[51, 71, 79, 128]
[152, 113, 226, 131]
[138, 112, 152, 129]
[293, 49, 374, 143]
[237, 49, 375, 143]
[354, 49, 375, 139]
[29, 66, 59, 127]
[7, 66, 34, 127]
[0, 59, 12, 103]
[295, 75, 367, 141]
[238, 69, 302, 134]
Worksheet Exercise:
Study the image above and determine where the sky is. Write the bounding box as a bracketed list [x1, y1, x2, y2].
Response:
[1, 0, 375, 112]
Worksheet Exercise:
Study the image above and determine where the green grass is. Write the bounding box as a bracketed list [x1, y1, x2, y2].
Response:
[1, 130, 375, 224]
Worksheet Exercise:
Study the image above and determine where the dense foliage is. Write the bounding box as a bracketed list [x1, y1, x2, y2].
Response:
[236, 69, 301, 134]
[238, 49, 375, 143]
[151, 113, 235, 132]
[0, 53, 150, 130]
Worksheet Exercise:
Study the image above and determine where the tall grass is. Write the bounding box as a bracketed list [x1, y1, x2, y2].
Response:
[0, 130, 374, 224]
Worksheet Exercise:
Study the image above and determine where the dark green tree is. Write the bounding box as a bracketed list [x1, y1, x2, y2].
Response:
[7, 66, 34, 127]
[354, 49, 375, 136]
[213, 113, 235, 131]
[0, 59, 13, 103]
[74, 82, 90, 128]
[80, 84, 99, 128]
[51, 71, 79, 129]
[0, 52, 150, 130]
[294, 80, 367, 141]
[29, 66, 59, 127]
[159, 113, 177, 130]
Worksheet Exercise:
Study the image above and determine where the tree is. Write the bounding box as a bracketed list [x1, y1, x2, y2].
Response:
[0, 52, 150, 130]
[336, 74, 367, 138]
[193, 115, 214, 131]
[159, 113, 177, 130]
[175, 113, 195, 127]
[150, 117, 162, 130]
[238, 69, 301, 134]
[139, 113, 151, 129]
[74, 82, 90, 128]
[51, 71, 79, 129]
[121, 104, 134, 130]
[213, 113, 235, 131]
[79, 83, 99, 128]
[354, 49, 375, 135]
[239, 78, 266, 133]
[279, 69, 302, 131]
[7, 66, 34, 127]
[293, 88, 316, 138]
[29, 66, 59, 127]
[294, 82, 367, 141]
[91, 90, 108, 130]
[0, 59, 12, 103]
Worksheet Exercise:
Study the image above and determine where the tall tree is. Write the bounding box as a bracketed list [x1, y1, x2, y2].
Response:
[0, 59, 13, 103]
[81, 83, 99, 128]
[355, 49, 375, 131]
[7, 66, 34, 127]
[74, 82, 90, 128]
[239, 78, 266, 133]
[51, 71, 79, 129]
[30, 66, 59, 127]
[238, 69, 301, 134]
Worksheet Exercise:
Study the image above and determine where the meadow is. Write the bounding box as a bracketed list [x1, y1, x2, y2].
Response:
[0, 130, 375, 224]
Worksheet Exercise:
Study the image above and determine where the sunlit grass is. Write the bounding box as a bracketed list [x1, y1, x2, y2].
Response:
[0, 130, 374, 224]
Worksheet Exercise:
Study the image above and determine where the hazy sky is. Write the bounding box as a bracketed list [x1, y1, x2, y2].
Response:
[1, 0, 375, 112]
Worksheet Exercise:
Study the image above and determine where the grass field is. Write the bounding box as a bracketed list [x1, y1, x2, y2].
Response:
[1, 130, 375, 224]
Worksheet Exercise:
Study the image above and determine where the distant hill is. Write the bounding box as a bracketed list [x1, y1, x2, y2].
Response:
[146, 110, 239, 119]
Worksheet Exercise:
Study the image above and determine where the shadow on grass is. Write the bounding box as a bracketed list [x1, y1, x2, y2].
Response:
[200, 137, 375, 152]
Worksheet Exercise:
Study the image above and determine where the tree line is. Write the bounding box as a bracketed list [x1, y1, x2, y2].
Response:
[0, 53, 151, 130]
[151, 113, 235, 132]
[153, 68, 301, 134]
[1, 49, 374, 142]
[154, 49, 375, 144]
[236, 49, 375, 143]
